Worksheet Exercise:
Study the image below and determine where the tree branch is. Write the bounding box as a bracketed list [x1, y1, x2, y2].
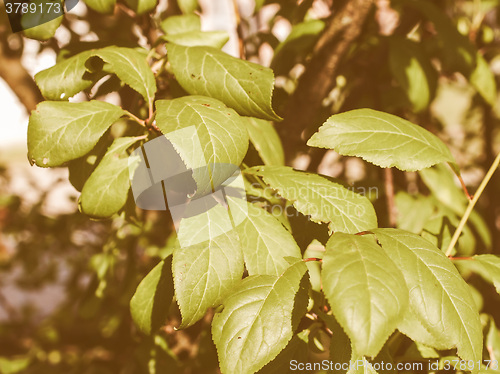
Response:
[278, 0, 374, 164]
[384, 167, 397, 227]
[0, 25, 43, 113]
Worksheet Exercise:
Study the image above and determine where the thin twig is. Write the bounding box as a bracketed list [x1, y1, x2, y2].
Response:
[384, 167, 397, 227]
[124, 110, 146, 127]
[457, 173, 473, 200]
[445, 152, 500, 256]
[355, 231, 374, 236]
[117, 3, 136, 18]
[449, 256, 473, 261]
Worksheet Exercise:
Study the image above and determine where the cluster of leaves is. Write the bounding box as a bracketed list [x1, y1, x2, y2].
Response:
[3, 0, 500, 373]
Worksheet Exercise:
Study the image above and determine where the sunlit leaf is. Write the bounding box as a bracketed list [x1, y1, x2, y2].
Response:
[229, 198, 301, 276]
[246, 166, 378, 234]
[83, 0, 116, 13]
[21, 0, 63, 40]
[473, 255, 500, 295]
[124, 0, 157, 14]
[244, 117, 284, 166]
[155, 96, 249, 196]
[212, 259, 308, 374]
[89, 46, 157, 105]
[177, 0, 198, 13]
[163, 31, 229, 49]
[173, 229, 244, 328]
[308, 109, 458, 172]
[35, 50, 99, 101]
[167, 44, 281, 121]
[322, 233, 408, 357]
[130, 256, 174, 335]
[374, 229, 483, 371]
[160, 14, 201, 34]
[79, 136, 140, 218]
[28, 101, 125, 167]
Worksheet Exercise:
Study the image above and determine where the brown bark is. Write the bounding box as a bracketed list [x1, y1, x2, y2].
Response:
[278, 0, 374, 164]
[0, 21, 43, 113]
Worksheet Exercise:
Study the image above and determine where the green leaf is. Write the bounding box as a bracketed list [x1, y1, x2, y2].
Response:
[470, 53, 497, 106]
[348, 357, 379, 374]
[274, 20, 325, 58]
[272, 19, 325, 75]
[228, 198, 301, 276]
[486, 317, 500, 362]
[307, 109, 457, 172]
[401, 341, 439, 361]
[0, 356, 31, 374]
[155, 96, 249, 196]
[130, 255, 174, 335]
[167, 44, 281, 121]
[322, 233, 408, 357]
[303, 240, 324, 293]
[243, 177, 281, 204]
[79, 136, 140, 218]
[21, 0, 63, 40]
[124, 0, 157, 14]
[419, 164, 467, 215]
[388, 36, 435, 112]
[420, 205, 476, 255]
[244, 117, 284, 166]
[177, 0, 198, 13]
[257, 330, 309, 374]
[160, 14, 201, 34]
[83, 0, 116, 13]
[68, 134, 112, 192]
[159, 13, 227, 49]
[28, 101, 125, 167]
[176, 202, 237, 248]
[373, 228, 483, 370]
[35, 50, 99, 101]
[395, 192, 435, 234]
[173, 229, 244, 328]
[318, 311, 352, 374]
[162, 31, 230, 49]
[89, 46, 157, 105]
[212, 259, 309, 374]
[419, 164, 491, 249]
[473, 255, 500, 294]
[400, 0, 476, 75]
[246, 166, 377, 234]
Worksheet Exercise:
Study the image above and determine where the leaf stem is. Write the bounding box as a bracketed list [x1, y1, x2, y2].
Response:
[124, 110, 146, 127]
[148, 101, 154, 122]
[445, 152, 500, 256]
[355, 231, 374, 236]
[242, 165, 269, 191]
[303, 257, 322, 263]
[456, 172, 473, 200]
